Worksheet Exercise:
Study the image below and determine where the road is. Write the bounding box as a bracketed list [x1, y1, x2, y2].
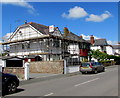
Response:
[6, 65, 118, 97]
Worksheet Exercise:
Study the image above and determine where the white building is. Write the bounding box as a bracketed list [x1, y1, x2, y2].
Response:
[3, 22, 63, 62]
[112, 44, 120, 56]
[2, 22, 90, 65]
[88, 35, 114, 55]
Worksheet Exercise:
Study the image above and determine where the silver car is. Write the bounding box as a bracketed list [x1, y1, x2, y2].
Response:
[80, 62, 105, 74]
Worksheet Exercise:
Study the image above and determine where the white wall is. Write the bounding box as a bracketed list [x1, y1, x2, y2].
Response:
[68, 44, 79, 54]
[114, 49, 120, 54]
[91, 46, 101, 51]
[10, 26, 43, 42]
[66, 66, 80, 73]
[0, 58, 4, 67]
[106, 46, 114, 55]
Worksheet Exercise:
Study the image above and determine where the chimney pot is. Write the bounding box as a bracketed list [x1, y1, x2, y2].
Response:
[64, 27, 69, 36]
[29, 22, 33, 24]
[90, 35, 95, 45]
[79, 35, 83, 39]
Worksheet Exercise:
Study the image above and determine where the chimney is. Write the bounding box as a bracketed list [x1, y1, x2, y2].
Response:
[79, 35, 83, 39]
[29, 22, 33, 24]
[64, 27, 69, 36]
[90, 35, 95, 45]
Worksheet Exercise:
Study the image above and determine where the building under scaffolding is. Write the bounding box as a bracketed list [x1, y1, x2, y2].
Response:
[2, 22, 90, 66]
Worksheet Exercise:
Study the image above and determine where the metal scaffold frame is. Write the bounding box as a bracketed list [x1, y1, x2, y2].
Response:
[2, 23, 90, 64]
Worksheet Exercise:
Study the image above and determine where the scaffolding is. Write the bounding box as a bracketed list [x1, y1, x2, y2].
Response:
[2, 23, 90, 65]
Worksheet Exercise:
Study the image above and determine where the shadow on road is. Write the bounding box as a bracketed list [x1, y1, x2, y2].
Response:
[2, 88, 25, 97]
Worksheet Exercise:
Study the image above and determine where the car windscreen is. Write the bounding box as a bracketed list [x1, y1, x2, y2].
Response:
[82, 63, 90, 67]
[94, 62, 101, 65]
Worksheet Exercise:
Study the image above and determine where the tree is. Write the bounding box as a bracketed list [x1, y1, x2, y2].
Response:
[89, 49, 108, 61]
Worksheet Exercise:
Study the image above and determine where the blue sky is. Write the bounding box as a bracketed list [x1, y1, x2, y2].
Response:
[1, 2, 118, 44]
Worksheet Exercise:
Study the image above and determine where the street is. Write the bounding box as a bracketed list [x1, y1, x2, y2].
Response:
[6, 65, 118, 97]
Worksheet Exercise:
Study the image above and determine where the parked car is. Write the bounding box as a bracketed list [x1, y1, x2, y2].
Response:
[80, 62, 105, 74]
[2, 72, 19, 94]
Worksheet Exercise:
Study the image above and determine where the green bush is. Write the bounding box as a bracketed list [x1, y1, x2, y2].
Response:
[89, 49, 120, 65]
[99, 60, 116, 66]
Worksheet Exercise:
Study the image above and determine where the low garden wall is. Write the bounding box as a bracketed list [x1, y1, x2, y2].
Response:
[30, 60, 64, 74]
[66, 65, 80, 73]
[2, 67, 25, 79]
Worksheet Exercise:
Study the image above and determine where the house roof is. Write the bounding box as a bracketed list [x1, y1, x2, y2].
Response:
[28, 22, 49, 35]
[2, 22, 90, 45]
[25, 55, 36, 59]
[112, 45, 120, 49]
[2, 56, 24, 60]
[63, 32, 90, 43]
[20, 22, 59, 35]
[20, 22, 89, 43]
[87, 39, 109, 46]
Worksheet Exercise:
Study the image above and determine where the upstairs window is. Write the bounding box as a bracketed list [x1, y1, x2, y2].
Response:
[27, 43, 30, 49]
[22, 44, 24, 49]
[53, 39, 60, 48]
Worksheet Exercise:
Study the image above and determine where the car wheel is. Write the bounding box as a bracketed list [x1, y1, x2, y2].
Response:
[82, 72, 85, 74]
[102, 68, 105, 72]
[7, 81, 17, 94]
[94, 70, 98, 74]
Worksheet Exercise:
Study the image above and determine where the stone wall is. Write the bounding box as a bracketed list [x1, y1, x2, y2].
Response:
[30, 60, 64, 74]
[3, 67, 25, 79]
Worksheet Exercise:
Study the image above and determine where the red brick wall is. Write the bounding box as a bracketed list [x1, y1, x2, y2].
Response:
[80, 49, 88, 56]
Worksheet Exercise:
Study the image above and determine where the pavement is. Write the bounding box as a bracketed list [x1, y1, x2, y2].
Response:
[19, 65, 117, 86]
[5, 65, 118, 97]
[30, 73, 59, 79]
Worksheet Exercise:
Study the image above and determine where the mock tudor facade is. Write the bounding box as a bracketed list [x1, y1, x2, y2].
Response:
[2, 22, 90, 66]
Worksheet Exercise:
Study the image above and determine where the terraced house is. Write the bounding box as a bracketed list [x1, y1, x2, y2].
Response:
[2, 22, 90, 67]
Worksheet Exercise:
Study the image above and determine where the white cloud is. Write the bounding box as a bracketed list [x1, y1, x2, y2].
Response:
[2, 32, 13, 42]
[107, 40, 118, 45]
[81, 34, 100, 40]
[86, 11, 111, 22]
[1, 0, 39, 15]
[62, 6, 88, 19]
[81, 34, 117, 45]
[1, 0, 34, 9]
[0, 33, 13, 54]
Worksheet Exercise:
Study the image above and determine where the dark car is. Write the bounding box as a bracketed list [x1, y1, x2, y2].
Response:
[2, 72, 19, 94]
[80, 62, 105, 74]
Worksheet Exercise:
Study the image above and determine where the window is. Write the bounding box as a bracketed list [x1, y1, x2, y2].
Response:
[35, 56, 42, 61]
[53, 39, 60, 48]
[22, 44, 24, 49]
[19, 31, 22, 36]
[27, 43, 30, 49]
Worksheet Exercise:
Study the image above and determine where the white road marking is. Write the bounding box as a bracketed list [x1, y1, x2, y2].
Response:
[74, 78, 100, 87]
[44, 93, 54, 96]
